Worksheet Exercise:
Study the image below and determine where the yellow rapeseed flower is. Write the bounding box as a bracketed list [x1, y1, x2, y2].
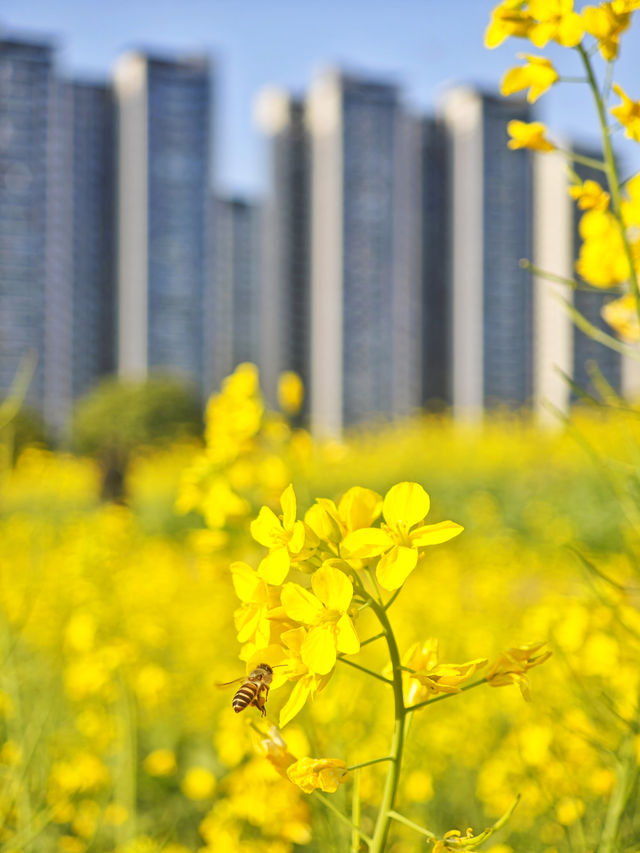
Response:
[568, 179, 610, 212]
[486, 641, 551, 699]
[280, 562, 360, 675]
[527, 0, 584, 46]
[143, 748, 177, 777]
[501, 54, 559, 103]
[404, 639, 487, 705]
[583, 2, 632, 59]
[485, 1, 536, 48]
[250, 484, 308, 584]
[507, 120, 555, 151]
[602, 293, 640, 341]
[576, 209, 630, 287]
[286, 756, 348, 793]
[181, 767, 216, 800]
[277, 371, 304, 415]
[622, 174, 640, 227]
[610, 85, 640, 142]
[341, 482, 463, 590]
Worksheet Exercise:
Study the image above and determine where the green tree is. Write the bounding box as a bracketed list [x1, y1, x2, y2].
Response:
[71, 375, 203, 501]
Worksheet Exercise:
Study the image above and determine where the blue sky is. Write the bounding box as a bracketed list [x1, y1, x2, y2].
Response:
[3, 0, 640, 195]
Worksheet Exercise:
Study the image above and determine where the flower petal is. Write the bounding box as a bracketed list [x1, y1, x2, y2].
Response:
[288, 520, 306, 554]
[301, 625, 337, 675]
[376, 545, 418, 591]
[279, 677, 312, 727]
[250, 506, 283, 548]
[311, 564, 353, 612]
[410, 521, 464, 547]
[281, 583, 323, 624]
[280, 484, 297, 531]
[257, 548, 290, 585]
[230, 561, 261, 602]
[341, 527, 393, 559]
[383, 482, 430, 529]
[335, 613, 360, 655]
[338, 487, 383, 531]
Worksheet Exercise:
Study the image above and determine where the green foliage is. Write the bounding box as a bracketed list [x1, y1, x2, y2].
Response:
[71, 375, 203, 458]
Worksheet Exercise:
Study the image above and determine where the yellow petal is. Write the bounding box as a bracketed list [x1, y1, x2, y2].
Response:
[311, 564, 353, 612]
[250, 506, 283, 547]
[280, 484, 297, 530]
[288, 520, 306, 554]
[376, 545, 419, 591]
[279, 677, 312, 728]
[305, 502, 342, 543]
[301, 625, 337, 675]
[257, 548, 290, 585]
[410, 521, 464, 547]
[383, 482, 430, 529]
[338, 486, 383, 531]
[335, 613, 360, 655]
[281, 583, 323, 624]
[230, 561, 261, 602]
[341, 527, 394, 559]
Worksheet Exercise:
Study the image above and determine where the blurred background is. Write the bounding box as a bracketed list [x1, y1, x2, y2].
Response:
[1, 3, 640, 852]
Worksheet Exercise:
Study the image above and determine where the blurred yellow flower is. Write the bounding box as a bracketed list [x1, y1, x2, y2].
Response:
[486, 641, 551, 699]
[622, 173, 640, 227]
[527, 0, 584, 46]
[501, 54, 559, 102]
[569, 179, 610, 212]
[181, 767, 216, 800]
[485, 1, 536, 48]
[143, 748, 177, 777]
[280, 562, 360, 675]
[341, 482, 463, 590]
[602, 293, 640, 341]
[277, 371, 304, 415]
[576, 209, 630, 287]
[507, 120, 555, 151]
[610, 84, 640, 141]
[260, 726, 297, 777]
[583, 3, 632, 59]
[231, 561, 272, 648]
[286, 756, 348, 793]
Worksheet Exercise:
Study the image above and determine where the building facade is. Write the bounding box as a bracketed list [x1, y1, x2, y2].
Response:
[254, 87, 310, 409]
[209, 195, 261, 391]
[307, 68, 421, 436]
[113, 51, 212, 395]
[440, 87, 534, 417]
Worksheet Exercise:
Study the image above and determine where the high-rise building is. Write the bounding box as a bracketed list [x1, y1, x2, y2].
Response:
[254, 87, 310, 410]
[533, 147, 621, 419]
[70, 81, 115, 401]
[113, 51, 212, 395]
[209, 195, 261, 391]
[440, 87, 534, 416]
[306, 68, 421, 436]
[419, 116, 450, 407]
[0, 36, 73, 428]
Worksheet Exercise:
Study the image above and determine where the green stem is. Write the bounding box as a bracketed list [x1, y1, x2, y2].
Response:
[314, 791, 373, 846]
[360, 632, 385, 647]
[351, 769, 362, 853]
[347, 756, 394, 772]
[368, 599, 407, 853]
[578, 43, 640, 327]
[387, 810, 436, 840]
[557, 147, 608, 172]
[337, 655, 394, 685]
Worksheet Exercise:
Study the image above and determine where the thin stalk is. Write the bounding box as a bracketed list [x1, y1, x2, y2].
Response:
[557, 147, 608, 171]
[347, 756, 394, 772]
[578, 43, 640, 327]
[387, 810, 436, 840]
[314, 791, 373, 846]
[360, 632, 385, 647]
[351, 770, 362, 853]
[368, 599, 407, 853]
[337, 655, 394, 685]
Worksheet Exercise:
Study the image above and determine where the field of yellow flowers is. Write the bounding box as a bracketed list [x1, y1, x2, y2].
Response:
[0, 364, 638, 853]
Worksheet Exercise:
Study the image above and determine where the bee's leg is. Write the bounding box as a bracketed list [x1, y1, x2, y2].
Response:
[255, 686, 268, 717]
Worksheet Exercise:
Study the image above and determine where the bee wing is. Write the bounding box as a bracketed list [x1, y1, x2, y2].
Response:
[215, 676, 245, 688]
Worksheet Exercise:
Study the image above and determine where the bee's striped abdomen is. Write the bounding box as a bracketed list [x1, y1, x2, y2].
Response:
[232, 681, 258, 713]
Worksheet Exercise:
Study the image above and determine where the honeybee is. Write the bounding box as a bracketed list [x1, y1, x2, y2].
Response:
[218, 663, 274, 717]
